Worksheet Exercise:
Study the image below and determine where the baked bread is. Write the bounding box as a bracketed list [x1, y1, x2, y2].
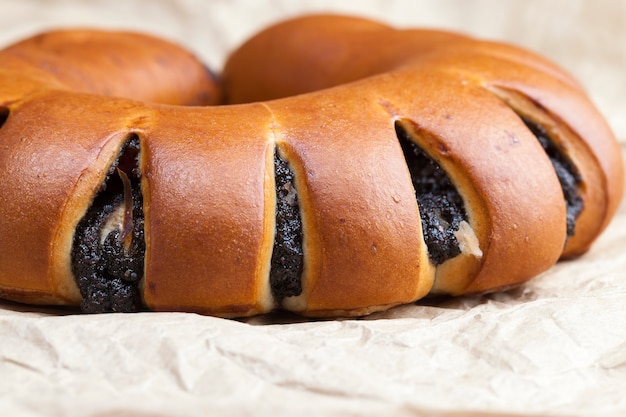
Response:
[0, 15, 622, 317]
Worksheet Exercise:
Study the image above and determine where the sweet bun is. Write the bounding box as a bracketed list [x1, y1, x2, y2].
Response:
[0, 15, 622, 317]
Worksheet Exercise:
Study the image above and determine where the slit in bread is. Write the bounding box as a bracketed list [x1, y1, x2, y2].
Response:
[394, 121, 482, 267]
[270, 146, 304, 304]
[520, 116, 584, 239]
[487, 86, 604, 258]
[71, 134, 145, 313]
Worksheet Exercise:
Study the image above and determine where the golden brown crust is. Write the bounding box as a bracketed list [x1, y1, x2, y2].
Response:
[223, 15, 467, 103]
[140, 104, 275, 316]
[2, 29, 220, 106]
[0, 15, 622, 316]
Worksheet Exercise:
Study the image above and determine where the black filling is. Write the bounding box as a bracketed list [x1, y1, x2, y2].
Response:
[521, 117, 583, 237]
[72, 135, 146, 313]
[270, 151, 303, 302]
[0, 106, 8, 128]
[395, 123, 467, 265]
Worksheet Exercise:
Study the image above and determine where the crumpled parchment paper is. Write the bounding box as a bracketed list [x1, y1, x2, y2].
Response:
[1, 1, 625, 416]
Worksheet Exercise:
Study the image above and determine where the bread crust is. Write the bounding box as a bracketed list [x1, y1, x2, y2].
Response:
[141, 104, 275, 316]
[3, 29, 220, 106]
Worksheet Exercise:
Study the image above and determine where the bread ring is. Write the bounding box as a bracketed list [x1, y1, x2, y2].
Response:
[0, 14, 622, 317]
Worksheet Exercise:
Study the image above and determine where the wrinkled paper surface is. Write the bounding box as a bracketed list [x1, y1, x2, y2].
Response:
[1, 1, 625, 416]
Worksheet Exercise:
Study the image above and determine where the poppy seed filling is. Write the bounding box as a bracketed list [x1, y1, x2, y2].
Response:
[521, 117, 583, 237]
[72, 135, 145, 313]
[395, 123, 467, 265]
[270, 151, 304, 301]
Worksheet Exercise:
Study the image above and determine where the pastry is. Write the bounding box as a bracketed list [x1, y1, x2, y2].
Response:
[0, 15, 622, 317]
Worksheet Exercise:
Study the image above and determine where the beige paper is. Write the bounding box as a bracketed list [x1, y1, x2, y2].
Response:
[1, 1, 625, 416]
